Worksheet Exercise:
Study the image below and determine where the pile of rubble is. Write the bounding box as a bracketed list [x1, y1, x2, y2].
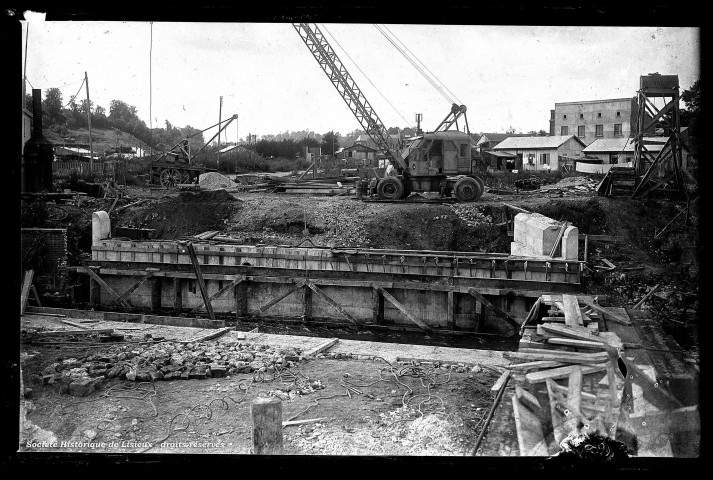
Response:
[537, 176, 599, 196]
[198, 172, 236, 190]
[448, 204, 493, 228]
[39, 339, 303, 397]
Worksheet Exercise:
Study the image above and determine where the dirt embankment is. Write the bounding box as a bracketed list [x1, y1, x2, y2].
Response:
[116, 190, 242, 240]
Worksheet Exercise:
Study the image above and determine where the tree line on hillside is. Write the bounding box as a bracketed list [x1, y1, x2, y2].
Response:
[29, 88, 205, 153]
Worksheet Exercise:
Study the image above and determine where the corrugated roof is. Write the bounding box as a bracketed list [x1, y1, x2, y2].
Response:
[492, 135, 584, 150]
[483, 150, 517, 158]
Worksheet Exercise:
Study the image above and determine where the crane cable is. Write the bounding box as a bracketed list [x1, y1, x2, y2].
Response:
[319, 24, 411, 127]
[374, 24, 457, 107]
[380, 24, 463, 106]
[65, 77, 86, 107]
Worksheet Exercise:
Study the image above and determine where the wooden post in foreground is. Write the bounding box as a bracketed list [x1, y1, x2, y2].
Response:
[251, 397, 283, 454]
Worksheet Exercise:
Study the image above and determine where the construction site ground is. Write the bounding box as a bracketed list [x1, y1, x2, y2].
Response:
[21, 175, 700, 456]
[20, 313, 505, 455]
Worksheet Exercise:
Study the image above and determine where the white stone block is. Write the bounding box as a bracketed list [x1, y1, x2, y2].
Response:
[561, 226, 579, 260]
[92, 211, 111, 246]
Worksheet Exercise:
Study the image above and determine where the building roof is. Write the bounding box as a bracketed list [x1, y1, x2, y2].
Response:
[493, 135, 586, 150]
[582, 137, 671, 153]
[219, 144, 248, 153]
[555, 97, 635, 106]
[56, 146, 92, 155]
[483, 150, 517, 158]
[476, 132, 530, 145]
[344, 143, 378, 151]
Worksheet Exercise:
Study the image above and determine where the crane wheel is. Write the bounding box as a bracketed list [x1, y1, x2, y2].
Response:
[454, 177, 482, 202]
[376, 177, 405, 200]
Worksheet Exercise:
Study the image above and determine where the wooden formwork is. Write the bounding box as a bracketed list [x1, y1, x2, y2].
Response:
[70, 240, 583, 334]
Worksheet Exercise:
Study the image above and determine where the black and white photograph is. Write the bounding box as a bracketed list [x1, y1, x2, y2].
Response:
[11, 5, 701, 467]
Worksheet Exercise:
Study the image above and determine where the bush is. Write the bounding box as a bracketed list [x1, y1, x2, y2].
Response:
[197, 149, 311, 175]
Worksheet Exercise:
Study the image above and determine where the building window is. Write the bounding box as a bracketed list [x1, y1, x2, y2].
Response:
[459, 143, 467, 157]
[540, 153, 549, 164]
[616, 111, 621, 117]
[595, 124, 604, 137]
[561, 126, 568, 136]
[597, 112, 602, 118]
[577, 125, 585, 138]
[580, 113, 584, 119]
[614, 123, 622, 136]
[563, 114, 567, 120]
[527, 153, 535, 165]
[610, 154, 619, 165]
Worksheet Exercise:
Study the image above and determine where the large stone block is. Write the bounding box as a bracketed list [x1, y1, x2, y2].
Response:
[511, 212, 578, 259]
[92, 211, 111, 246]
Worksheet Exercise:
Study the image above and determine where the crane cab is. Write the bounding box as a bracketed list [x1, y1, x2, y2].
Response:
[402, 130, 474, 176]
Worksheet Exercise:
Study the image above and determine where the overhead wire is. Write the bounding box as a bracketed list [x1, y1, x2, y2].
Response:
[319, 24, 411, 127]
[380, 24, 463, 106]
[374, 24, 455, 106]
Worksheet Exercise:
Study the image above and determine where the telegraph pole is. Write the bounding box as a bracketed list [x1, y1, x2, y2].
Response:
[217, 96, 223, 170]
[85, 72, 94, 171]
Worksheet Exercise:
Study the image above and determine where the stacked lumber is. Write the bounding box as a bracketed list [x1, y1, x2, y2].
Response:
[504, 294, 698, 457]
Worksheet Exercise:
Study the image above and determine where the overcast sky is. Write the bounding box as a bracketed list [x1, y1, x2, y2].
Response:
[22, 20, 699, 141]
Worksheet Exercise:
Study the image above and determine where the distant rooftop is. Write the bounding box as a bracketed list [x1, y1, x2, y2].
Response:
[555, 97, 635, 106]
[493, 135, 585, 150]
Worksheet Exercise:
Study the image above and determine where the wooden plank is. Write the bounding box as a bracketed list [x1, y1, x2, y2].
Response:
[568, 367, 583, 413]
[178, 327, 232, 344]
[373, 285, 431, 332]
[60, 319, 90, 329]
[30, 285, 42, 307]
[185, 243, 215, 320]
[562, 294, 584, 327]
[467, 288, 519, 331]
[578, 298, 632, 325]
[515, 385, 542, 413]
[628, 406, 699, 434]
[491, 370, 511, 392]
[192, 276, 244, 313]
[20, 270, 34, 315]
[512, 349, 609, 364]
[526, 364, 607, 384]
[512, 394, 549, 456]
[306, 281, 359, 326]
[38, 328, 114, 336]
[302, 338, 339, 358]
[540, 323, 622, 349]
[506, 360, 566, 372]
[82, 267, 131, 309]
[282, 417, 327, 428]
[546, 337, 608, 350]
[254, 280, 306, 314]
[514, 348, 610, 363]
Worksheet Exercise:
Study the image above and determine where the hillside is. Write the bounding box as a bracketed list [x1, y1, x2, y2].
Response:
[43, 126, 151, 155]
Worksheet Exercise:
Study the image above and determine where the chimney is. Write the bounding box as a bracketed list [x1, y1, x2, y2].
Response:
[32, 88, 43, 138]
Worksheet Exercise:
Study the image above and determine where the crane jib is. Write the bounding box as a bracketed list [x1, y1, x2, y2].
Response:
[293, 23, 405, 172]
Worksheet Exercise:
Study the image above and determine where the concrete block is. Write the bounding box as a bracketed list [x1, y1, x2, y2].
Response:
[92, 211, 111, 246]
[561, 226, 579, 260]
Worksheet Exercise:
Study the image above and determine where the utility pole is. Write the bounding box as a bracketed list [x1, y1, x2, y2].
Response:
[415, 113, 423, 135]
[85, 72, 94, 171]
[217, 96, 223, 171]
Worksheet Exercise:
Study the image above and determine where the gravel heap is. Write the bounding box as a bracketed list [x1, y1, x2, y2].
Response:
[199, 171, 235, 190]
[448, 204, 493, 228]
[38, 339, 303, 396]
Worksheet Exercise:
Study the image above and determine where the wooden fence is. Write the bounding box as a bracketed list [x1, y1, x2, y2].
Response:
[52, 160, 127, 180]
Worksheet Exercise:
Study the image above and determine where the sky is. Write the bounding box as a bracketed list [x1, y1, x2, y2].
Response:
[21, 18, 700, 142]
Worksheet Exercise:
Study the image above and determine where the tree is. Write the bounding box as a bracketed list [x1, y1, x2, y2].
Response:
[321, 131, 340, 157]
[538, 130, 548, 136]
[43, 88, 65, 126]
[681, 80, 700, 155]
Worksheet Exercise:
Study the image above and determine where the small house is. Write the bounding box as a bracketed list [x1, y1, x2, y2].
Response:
[491, 135, 586, 171]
